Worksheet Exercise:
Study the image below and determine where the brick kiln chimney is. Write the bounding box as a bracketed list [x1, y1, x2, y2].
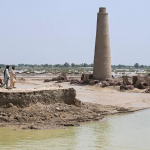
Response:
[93, 7, 112, 80]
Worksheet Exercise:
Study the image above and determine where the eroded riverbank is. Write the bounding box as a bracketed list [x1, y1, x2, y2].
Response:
[0, 75, 150, 129]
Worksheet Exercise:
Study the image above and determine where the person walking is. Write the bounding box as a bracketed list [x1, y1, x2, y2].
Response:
[1, 65, 10, 89]
[10, 66, 16, 89]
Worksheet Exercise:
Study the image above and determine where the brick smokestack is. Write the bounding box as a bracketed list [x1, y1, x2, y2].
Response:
[93, 7, 111, 80]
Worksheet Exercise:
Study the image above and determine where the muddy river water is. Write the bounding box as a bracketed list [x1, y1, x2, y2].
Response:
[0, 109, 150, 150]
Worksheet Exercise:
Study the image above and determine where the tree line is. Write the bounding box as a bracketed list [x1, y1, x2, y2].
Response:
[112, 63, 150, 69]
[0, 63, 149, 69]
[0, 63, 94, 68]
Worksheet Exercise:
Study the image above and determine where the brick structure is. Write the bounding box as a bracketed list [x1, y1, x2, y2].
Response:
[93, 7, 111, 80]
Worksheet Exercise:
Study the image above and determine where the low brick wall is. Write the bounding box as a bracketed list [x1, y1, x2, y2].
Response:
[0, 88, 76, 107]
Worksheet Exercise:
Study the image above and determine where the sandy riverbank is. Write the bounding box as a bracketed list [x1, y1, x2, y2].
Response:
[16, 76, 150, 110]
[0, 75, 150, 129]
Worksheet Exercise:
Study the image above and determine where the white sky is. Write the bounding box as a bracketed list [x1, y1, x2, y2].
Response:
[0, 0, 150, 65]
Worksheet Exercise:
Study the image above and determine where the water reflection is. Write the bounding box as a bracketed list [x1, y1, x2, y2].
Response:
[0, 128, 77, 150]
[0, 109, 150, 150]
[73, 120, 111, 150]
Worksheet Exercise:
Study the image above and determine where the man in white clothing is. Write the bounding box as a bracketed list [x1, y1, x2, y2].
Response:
[1, 65, 10, 89]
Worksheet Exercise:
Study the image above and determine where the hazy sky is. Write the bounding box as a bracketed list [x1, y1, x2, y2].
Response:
[0, 0, 150, 65]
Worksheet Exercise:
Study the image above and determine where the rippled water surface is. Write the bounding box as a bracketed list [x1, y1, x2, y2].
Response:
[0, 109, 150, 150]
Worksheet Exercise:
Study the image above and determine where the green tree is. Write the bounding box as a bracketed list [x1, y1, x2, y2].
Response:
[18, 64, 24, 67]
[71, 63, 75, 67]
[83, 63, 88, 67]
[43, 64, 49, 68]
[64, 62, 70, 67]
[134, 63, 139, 68]
[118, 64, 122, 69]
[48, 64, 52, 68]
[90, 63, 94, 67]
[140, 65, 144, 68]
[54, 64, 62, 67]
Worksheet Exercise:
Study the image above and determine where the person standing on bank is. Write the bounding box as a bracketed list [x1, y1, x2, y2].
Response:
[10, 66, 16, 89]
[1, 65, 10, 89]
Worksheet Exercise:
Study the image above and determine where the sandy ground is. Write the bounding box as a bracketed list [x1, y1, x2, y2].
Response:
[11, 76, 150, 110]
[60, 83, 150, 109]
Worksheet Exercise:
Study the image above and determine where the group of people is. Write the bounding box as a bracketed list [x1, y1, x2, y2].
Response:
[0, 66, 16, 89]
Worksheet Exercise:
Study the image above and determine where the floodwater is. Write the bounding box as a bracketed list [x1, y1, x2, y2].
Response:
[0, 109, 150, 150]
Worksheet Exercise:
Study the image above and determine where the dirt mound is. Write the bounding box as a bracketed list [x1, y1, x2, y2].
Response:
[133, 76, 150, 89]
[0, 87, 76, 107]
[0, 101, 132, 129]
[70, 79, 82, 85]
[44, 72, 68, 83]
[123, 76, 131, 85]
[81, 74, 93, 84]
[120, 85, 134, 91]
